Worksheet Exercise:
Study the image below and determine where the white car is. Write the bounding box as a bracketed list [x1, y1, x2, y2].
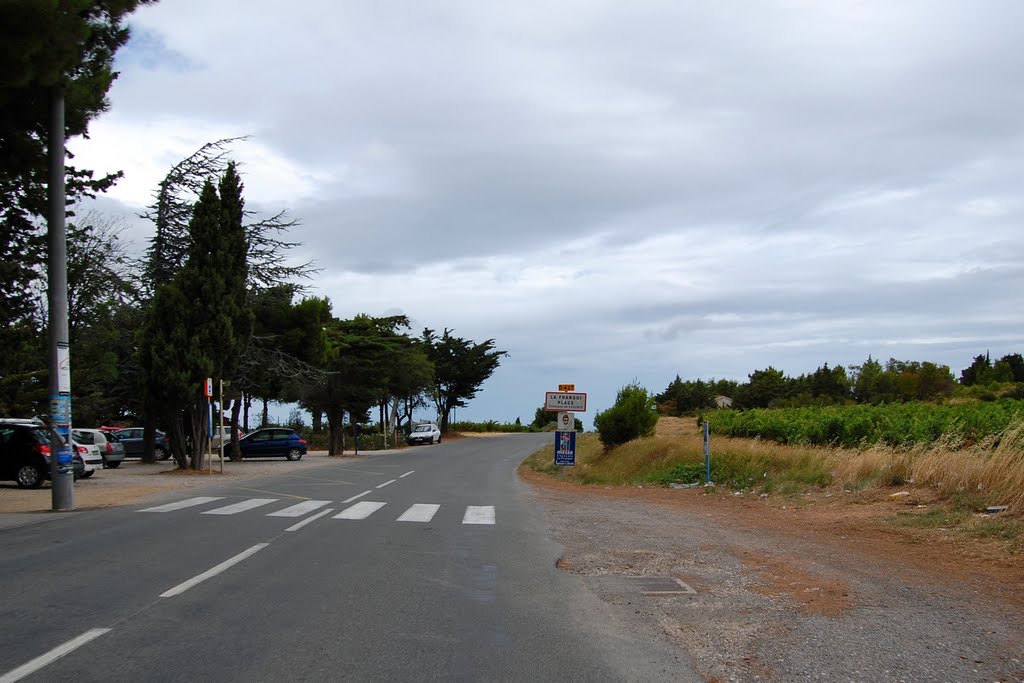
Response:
[71, 440, 103, 478]
[407, 423, 442, 445]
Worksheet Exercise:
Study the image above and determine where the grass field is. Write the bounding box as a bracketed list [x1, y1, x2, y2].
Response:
[521, 415, 1023, 550]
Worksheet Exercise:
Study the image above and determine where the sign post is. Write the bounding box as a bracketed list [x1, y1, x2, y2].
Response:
[703, 419, 712, 485]
[548, 385, 586, 467]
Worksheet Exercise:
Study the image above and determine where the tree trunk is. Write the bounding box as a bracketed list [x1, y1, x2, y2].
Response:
[142, 413, 157, 464]
[327, 409, 344, 456]
[261, 396, 269, 427]
[243, 393, 251, 431]
[169, 416, 188, 470]
[311, 408, 322, 433]
[229, 399, 243, 462]
[186, 400, 210, 470]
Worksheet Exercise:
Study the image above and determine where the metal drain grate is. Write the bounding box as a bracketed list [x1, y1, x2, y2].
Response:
[586, 576, 696, 595]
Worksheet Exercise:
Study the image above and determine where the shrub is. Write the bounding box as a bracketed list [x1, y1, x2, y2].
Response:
[594, 383, 659, 449]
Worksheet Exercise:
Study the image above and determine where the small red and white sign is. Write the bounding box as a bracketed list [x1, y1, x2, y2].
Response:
[558, 412, 574, 430]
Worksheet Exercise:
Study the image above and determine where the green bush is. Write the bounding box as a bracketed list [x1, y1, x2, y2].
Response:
[594, 383, 659, 449]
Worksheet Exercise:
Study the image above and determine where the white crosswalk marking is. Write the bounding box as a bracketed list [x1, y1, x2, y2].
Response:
[267, 500, 332, 517]
[463, 506, 496, 525]
[202, 498, 278, 515]
[333, 501, 386, 520]
[397, 503, 440, 522]
[139, 497, 224, 512]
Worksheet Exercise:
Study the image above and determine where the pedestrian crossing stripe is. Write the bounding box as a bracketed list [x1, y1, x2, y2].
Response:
[334, 501, 386, 520]
[138, 497, 495, 525]
[202, 498, 277, 515]
[267, 500, 332, 517]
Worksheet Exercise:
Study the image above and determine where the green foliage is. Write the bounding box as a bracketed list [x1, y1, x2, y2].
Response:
[594, 383, 658, 448]
[422, 328, 505, 433]
[451, 420, 532, 433]
[706, 400, 1024, 448]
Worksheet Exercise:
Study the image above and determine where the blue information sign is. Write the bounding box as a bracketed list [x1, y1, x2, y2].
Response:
[56, 445, 73, 465]
[554, 430, 576, 466]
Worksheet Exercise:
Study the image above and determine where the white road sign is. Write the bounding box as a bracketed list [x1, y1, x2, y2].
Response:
[545, 392, 587, 412]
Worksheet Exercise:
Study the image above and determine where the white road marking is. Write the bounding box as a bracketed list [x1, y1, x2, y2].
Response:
[139, 496, 223, 512]
[399, 470, 414, 478]
[160, 544, 269, 598]
[375, 479, 396, 489]
[0, 628, 111, 683]
[202, 498, 278, 515]
[333, 501, 386, 520]
[267, 500, 331, 517]
[397, 504, 440, 522]
[342, 490, 371, 503]
[285, 508, 335, 532]
[462, 506, 496, 525]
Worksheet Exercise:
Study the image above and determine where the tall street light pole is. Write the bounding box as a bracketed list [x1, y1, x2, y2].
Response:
[48, 85, 74, 510]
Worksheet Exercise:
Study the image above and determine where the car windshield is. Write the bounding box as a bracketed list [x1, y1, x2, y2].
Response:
[414, 425, 433, 432]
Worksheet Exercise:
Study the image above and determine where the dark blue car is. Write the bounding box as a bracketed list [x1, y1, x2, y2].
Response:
[226, 428, 307, 460]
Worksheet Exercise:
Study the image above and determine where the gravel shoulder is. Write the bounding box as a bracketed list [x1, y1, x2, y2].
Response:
[0, 450, 370, 517]
[520, 470, 1024, 683]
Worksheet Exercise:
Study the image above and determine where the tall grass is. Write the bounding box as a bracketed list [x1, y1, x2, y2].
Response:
[521, 416, 1024, 513]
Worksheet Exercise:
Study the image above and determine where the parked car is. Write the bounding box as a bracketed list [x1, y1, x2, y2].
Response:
[224, 428, 307, 460]
[72, 428, 125, 468]
[0, 420, 54, 488]
[210, 424, 245, 450]
[407, 423, 442, 445]
[71, 439, 103, 478]
[111, 428, 171, 460]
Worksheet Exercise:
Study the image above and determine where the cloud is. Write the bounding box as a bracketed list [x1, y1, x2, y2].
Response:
[69, 0, 1024, 421]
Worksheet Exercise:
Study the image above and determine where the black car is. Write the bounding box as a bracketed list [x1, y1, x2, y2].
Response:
[0, 421, 53, 488]
[111, 428, 171, 460]
[225, 428, 307, 460]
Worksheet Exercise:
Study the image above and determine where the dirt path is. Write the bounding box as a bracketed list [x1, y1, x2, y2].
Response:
[520, 470, 1024, 682]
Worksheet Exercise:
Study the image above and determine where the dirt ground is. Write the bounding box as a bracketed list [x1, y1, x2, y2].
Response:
[520, 469, 1024, 682]
[0, 450, 346, 513]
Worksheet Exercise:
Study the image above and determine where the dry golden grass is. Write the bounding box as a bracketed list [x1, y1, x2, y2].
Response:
[525, 416, 1024, 515]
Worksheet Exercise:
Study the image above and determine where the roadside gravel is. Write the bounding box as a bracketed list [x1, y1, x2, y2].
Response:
[521, 472, 1024, 683]
[0, 450, 381, 517]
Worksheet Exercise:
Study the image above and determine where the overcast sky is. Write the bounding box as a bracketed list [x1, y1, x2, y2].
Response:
[73, 0, 1024, 424]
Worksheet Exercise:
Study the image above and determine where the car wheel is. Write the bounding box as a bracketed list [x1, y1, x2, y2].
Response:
[16, 463, 46, 489]
[106, 460, 121, 469]
[286, 448, 302, 461]
[157, 447, 171, 461]
[81, 471, 94, 479]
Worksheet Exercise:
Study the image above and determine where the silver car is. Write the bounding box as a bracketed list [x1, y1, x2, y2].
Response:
[72, 428, 125, 469]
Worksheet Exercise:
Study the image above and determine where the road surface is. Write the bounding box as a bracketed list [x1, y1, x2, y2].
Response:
[0, 435, 694, 682]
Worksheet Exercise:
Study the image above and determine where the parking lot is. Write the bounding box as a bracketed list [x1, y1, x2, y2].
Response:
[0, 450, 345, 515]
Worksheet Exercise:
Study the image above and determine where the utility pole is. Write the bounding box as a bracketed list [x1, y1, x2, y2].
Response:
[48, 85, 74, 510]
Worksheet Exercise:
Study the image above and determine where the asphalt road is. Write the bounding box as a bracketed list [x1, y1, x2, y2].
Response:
[0, 435, 694, 682]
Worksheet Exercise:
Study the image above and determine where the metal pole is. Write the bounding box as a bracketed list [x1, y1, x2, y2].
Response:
[48, 86, 74, 510]
[704, 419, 712, 485]
[219, 379, 225, 474]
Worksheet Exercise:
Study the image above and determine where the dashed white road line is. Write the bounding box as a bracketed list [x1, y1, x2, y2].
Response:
[267, 500, 331, 517]
[160, 544, 269, 598]
[375, 479, 396, 489]
[342, 490, 371, 504]
[397, 504, 440, 522]
[334, 501, 386, 520]
[285, 508, 335, 531]
[139, 496, 223, 512]
[202, 498, 278, 515]
[463, 506, 496, 525]
[0, 628, 111, 683]
[399, 470, 414, 478]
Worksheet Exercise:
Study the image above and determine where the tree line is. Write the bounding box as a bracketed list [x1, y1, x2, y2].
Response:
[657, 353, 1024, 415]
[1, 5, 504, 469]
